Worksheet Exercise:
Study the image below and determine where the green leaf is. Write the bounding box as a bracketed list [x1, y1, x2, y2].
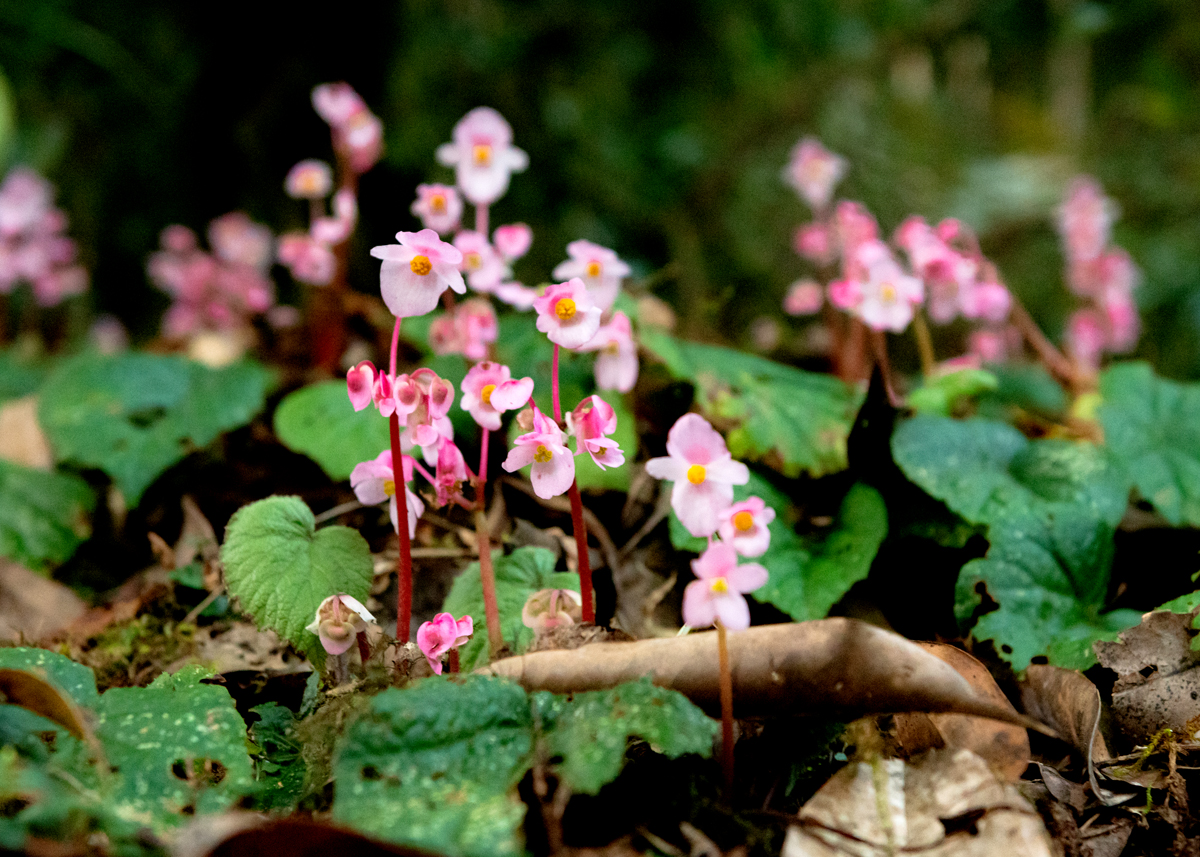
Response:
[0, 648, 99, 710]
[248, 702, 307, 810]
[39, 353, 271, 504]
[640, 327, 860, 478]
[441, 546, 578, 672]
[0, 459, 94, 570]
[537, 679, 717, 795]
[977, 362, 1068, 420]
[0, 349, 49, 404]
[94, 665, 254, 830]
[332, 676, 534, 857]
[1099, 361, 1200, 526]
[220, 495, 373, 664]
[907, 368, 998, 416]
[574, 393, 636, 492]
[274, 381, 392, 481]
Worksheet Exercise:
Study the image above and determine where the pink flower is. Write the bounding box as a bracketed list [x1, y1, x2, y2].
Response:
[681, 542, 768, 631]
[412, 183, 463, 235]
[522, 588, 582, 634]
[502, 404, 575, 498]
[968, 328, 1017, 363]
[208, 212, 273, 271]
[278, 232, 336, 285]
[579, 311, 638, 393]
[783, 279, 824, 316]
[493, 223, 532, 262]
[783, 137, 846, 213]
[436, 107, 529, 205]
[717, 497, 776, 558]
[350, 449, 425, 537]
[430, 298, 499, 360]
[959, 276, 1011, 323]
[346, 360, 377, 411]
[394, 367, 456, 456]
[461, 361, 533, 430]
[1066, 309, 1108, 368]
[305, 594, 376, 656]
[793, 222, 835, 267]
[552, 240, 630, 312]
[311, 83, 382, 174]
[312, 82, 367, 126]
[1057, 176, 1114, 264]
[310, 188, 358, 246]
[454, 230, 508, 293]
[0, 167, 52, 237]
[569, 395, 626, 470]
[433, 440, 470, 508]
[285, 159, 333, 200]
[493, 280, 540, 310]
[1102, 288, 1139, 353]
[834, 201, 879, 262]
[851, 241, 924, 333]
[416, 613, 474, 675]
[645, 413, 749, 538]
[533, 278, 602, 349]
[370, 229, 466, 318]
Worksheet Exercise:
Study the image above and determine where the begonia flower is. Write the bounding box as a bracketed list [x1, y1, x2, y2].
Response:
[412, 183, 463, 235]
[1057, 176, 1114, 264]
[351, 449, 425, 537]
[306, 594, 376, 656]
[310, 188, 358, 246]
[370, 229, 465, 318]
[278, 232, 336, 285]
[493, 223, 532, 262]
[645, 413, 749, 538]
[312, 82, 367, 127]
[783, 137, 846, 213]
[522, 588, 582, 634]
[681, 542, 768, 632]
[416, 612, 474, 675]
[552, 240, 629, 312]
[493, 280, 539, 310]
[433, 440, 470, 508]
[394, 367, 456, 457]
[1066, 308, 1108, 368]
[717, 497, 776, 558]
[852, 241, 924, 333]
[454, 230, 508, 293]
[533, 278, 602, 349]
[783, 280, 824, 316]
[436, 107, 528, 205]
[285, 160, 333, 200]
[502, 404, 575, 498]
[460, 361, 533, 430]
[569, 395, 625, 470]
[312, 83, 384, 174]
[579, 311, 638, 393]
[346, 360, 377, 411]
[793, 222, 836, 267]
[208, 212, 274, 271]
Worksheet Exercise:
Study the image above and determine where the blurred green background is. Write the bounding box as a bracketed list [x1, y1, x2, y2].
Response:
[2, 0, 1199, 375]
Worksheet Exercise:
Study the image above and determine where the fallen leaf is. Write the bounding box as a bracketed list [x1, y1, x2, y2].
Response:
[177, 622, 312, 676]
[0, 667, 90, 740]
[0, 558, 87, 643]
[0, 394, 52, 469]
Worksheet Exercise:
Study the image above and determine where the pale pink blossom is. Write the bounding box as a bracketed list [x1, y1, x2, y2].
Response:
[827, 277, 861, 310]
[209, 212, 274, 271]
[312, 82, 367, 127]
[579, 311, 638, 393]
[1066, 309, 1108, 368]
[645, 413, 749, 538]
[285, 159, 333, 200]
[346, 360, 376, 411]
[454, 230, 508, 292]
[967, 328, 1018, 364]
[681, 542, 768, 631]
[959, 276, 1011, 323]
[460, 361, 534, 430]
[783, 279, 824, 316]
[278, 232, 336, 285]
[310, 188, 358, 245]
[569, 395, 626, 470]
[311, 83, 383, 174]
[534, 278, 602, 349]
[522, 588, 583, 634]
[0, 168, 89, 307]
[850, 241, 924, 332]
[552, 240, 630, 312]
[717, 497, 775, 558]
[394, 367, 456, 457]
[1057, 176, 1114, 264]
[493, 223, 532, 262]
[502, 404, 575, 498]
[433, 440, 470, 508]
[430, 298, 499, 360]
[436, 107, 528, 205]
[493, 280, 539, 310]
[412, 183, 463, 235]
[305, 594, 376, 656]
[416, 613, 474, 675]
[0, 167, 53, 236]
[1102, 288, 1139, 353]
[350, 449, 425, 537]
[793, 222, 835, 267]
[370, 229, 465, 318]
[783, 137, 846, 213]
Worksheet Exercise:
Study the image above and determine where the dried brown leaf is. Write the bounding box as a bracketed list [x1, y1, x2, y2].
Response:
[0, 559, 86, 643]
[0, 394, 53, 470]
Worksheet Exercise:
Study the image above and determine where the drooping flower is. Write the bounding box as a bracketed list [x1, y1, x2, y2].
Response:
[717, 497, 776, 558]
[493, 280, 540, 310]
[0, 167, 89, 308]
[522, 588, 583, 634]
[454, 230, 508, 293]
[416, 613, 474, 675]
[783, 137, 847, 213]
[493, 223, 532, 262]
[460, 361, 533, 430]
[346, 360, 377, 411]
[350, 449, 425, 537]
[311, 82, 383, 174]
[285, 160, 334, 200]
[645, 413, 749, 538]
[370, 229, 465, 318]
[569, 395, 625, 470]
[793, 222, 836, 267]
[579, 311, 638, 393]
[502, 404, 575, 498]
[430, 298, 499, 360]
[433, 440, 470, 508]
[533, 278, 602, 349]
[436, 107, 529, 206]
[411, 183, 463, 235]
[310, 188, 358, 246]
[681, 542, 768, 631]
[393, 367, 456, 458]
[551, 240, 630, 312]
[306, 594, 376, 656]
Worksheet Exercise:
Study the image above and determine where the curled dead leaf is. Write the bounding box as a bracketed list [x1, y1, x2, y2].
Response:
[0, 667, 89, 740]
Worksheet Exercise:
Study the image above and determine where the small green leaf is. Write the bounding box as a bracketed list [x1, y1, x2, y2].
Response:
[0, 459, 94, 570]
[441, 547, 578, 671]
[641, 327, 860, 478]
[0, 648, 99, 711]
[0, 349, 49, 404]
[907, 368, 998, 416]
[220, 496, 373, 663]
[1099, 362, 1200, 526]
[39, 353, 270, 504]
[332, 676, 534, 857]
[274, 381, 392, 481]
[248, 702, 307, 810]
[977, 362, 1068, 420]
[537, 679, 717, 795]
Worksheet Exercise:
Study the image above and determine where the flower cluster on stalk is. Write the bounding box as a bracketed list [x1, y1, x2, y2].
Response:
[0, 167, 89, 307]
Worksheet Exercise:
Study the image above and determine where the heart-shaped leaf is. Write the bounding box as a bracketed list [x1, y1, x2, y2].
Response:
[274, 381, 392, 481]
[0, 459, 94, 570]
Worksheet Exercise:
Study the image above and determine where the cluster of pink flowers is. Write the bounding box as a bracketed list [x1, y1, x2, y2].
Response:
[311, 82, 383, 175]
[645, 413, 770, 631]
[1056, 176, 1140, 367]
[416, 612, 473, 674]
[147, 213, 275, 337]
[0, 167, 88, 307]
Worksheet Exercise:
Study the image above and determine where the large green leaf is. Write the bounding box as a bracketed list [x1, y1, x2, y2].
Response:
[0, 349, 48, 404]
[332, 676, 534, 857]
[39, 353, 270, 504]
[274, 380, 392, 481]
[220, 495, 374, 664]
[1099, 361, 1200, 526]
[640, 327, 860, 478]
[0, 459, 94, 570]
[441, 546, 578, 671]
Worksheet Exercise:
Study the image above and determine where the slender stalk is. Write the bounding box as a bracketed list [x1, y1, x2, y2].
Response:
[551, 343, 595, 623]
[551, 344, 562, 420]
[356, 631, 371, 669]
[911, 311, 937, 379]
[388, 317, 414, 643]
[869, 329, 901, 407]
[448, 648, 460, 675]
[475, 202, 489, 237]
[476, 427, 503, 656]
[717, 620, 735, 802]
[1008, 297, 1082, 388]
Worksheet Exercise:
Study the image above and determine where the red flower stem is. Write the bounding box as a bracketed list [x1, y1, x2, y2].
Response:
[550, 342, 595, 623]
[475, 202, 489, 236]
[388, 317, 413, 643]
[412, 459, 436, 484]
[476, 427, 503, 656]
[356, 630, 371, 668]
[448, 648, 460, 675]
[717, 619, 735, 802]
[551, 344, 562, 421]
[869, 329, 901, 407]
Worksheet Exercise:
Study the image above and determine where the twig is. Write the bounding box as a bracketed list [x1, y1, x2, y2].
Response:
[1008, 296, 1086, 389]
[618, 484, 672, 563]
[313, 500, 363, 525]
[500, 475, 621, 575]
[183, 583, 226, 625]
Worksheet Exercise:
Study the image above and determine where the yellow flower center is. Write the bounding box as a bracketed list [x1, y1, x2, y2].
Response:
[473, 144, 492, 166]
[534, 445, 553, 463]
[686, 464, 706, 485]
[410, 255, 432, 276]
[383, 479, 396, 497]
[710, 578, 729, 594]
[480, 384, 496, 405]
[733, 510, 755, 532]
[554, 298, 577, 321]
[586, 261, 602, 277]
[603, 340, 621, 355]
[466, 252, 482, 270]
[880, 282, 897, 303]
[430, 194, 446, 214]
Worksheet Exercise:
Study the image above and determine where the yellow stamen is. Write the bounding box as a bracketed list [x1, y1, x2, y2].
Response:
[586, 261, 602, 277]
[880, 282, 897, 302]
[687, 464, 706, 485]
[410, 255, 432, 276]
[383, 479, 396, 497]
[710, 578, 729, 594]
[480, 384, 496, 405]
[534, 445, 553, 463]
[554, 298, 577, 321]
[430, 194, 446, 214]
[473, 144, 492, 166]
[466, 252, 482, 270]
[733, 510, 754, 532]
